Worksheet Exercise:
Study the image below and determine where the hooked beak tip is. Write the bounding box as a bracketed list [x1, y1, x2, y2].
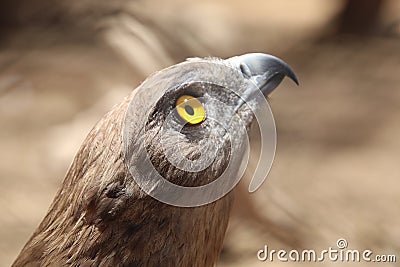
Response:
[228, 53, 299, 95]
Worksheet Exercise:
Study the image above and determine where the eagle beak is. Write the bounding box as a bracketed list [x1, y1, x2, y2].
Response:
[226, 53, 298, 193]
[228, 53, 299, 96]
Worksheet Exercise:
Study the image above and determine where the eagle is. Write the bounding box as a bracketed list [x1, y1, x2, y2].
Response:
[13, 53, 297, 267]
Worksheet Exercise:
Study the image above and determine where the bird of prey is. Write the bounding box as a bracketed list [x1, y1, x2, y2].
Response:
[12, 53, 297, 267]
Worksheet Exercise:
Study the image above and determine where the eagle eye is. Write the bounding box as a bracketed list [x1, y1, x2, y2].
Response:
[175, 95, 205, 125]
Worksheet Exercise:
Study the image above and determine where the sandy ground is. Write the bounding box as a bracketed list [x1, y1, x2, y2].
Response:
[1, 0, 400, 266]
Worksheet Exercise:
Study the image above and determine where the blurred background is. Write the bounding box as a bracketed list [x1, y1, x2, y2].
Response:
[1, 0, 400, 266]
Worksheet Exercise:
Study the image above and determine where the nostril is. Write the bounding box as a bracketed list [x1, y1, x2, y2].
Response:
[239, 63, 252, 78]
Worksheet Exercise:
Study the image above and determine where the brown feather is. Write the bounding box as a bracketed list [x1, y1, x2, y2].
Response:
[13, 93, 234, 267]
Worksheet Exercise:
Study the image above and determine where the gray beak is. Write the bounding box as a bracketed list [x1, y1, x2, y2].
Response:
[226, 53, 298, 193]
[228, 53, 299, 96]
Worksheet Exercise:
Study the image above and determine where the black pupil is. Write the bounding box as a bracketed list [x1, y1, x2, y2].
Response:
[184, 105, 195, 116]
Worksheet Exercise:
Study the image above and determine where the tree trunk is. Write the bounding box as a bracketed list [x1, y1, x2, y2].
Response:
[336, 0, 386, 35]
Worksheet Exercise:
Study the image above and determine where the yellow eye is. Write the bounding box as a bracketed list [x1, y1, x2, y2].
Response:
[176, 95, 205, 125]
